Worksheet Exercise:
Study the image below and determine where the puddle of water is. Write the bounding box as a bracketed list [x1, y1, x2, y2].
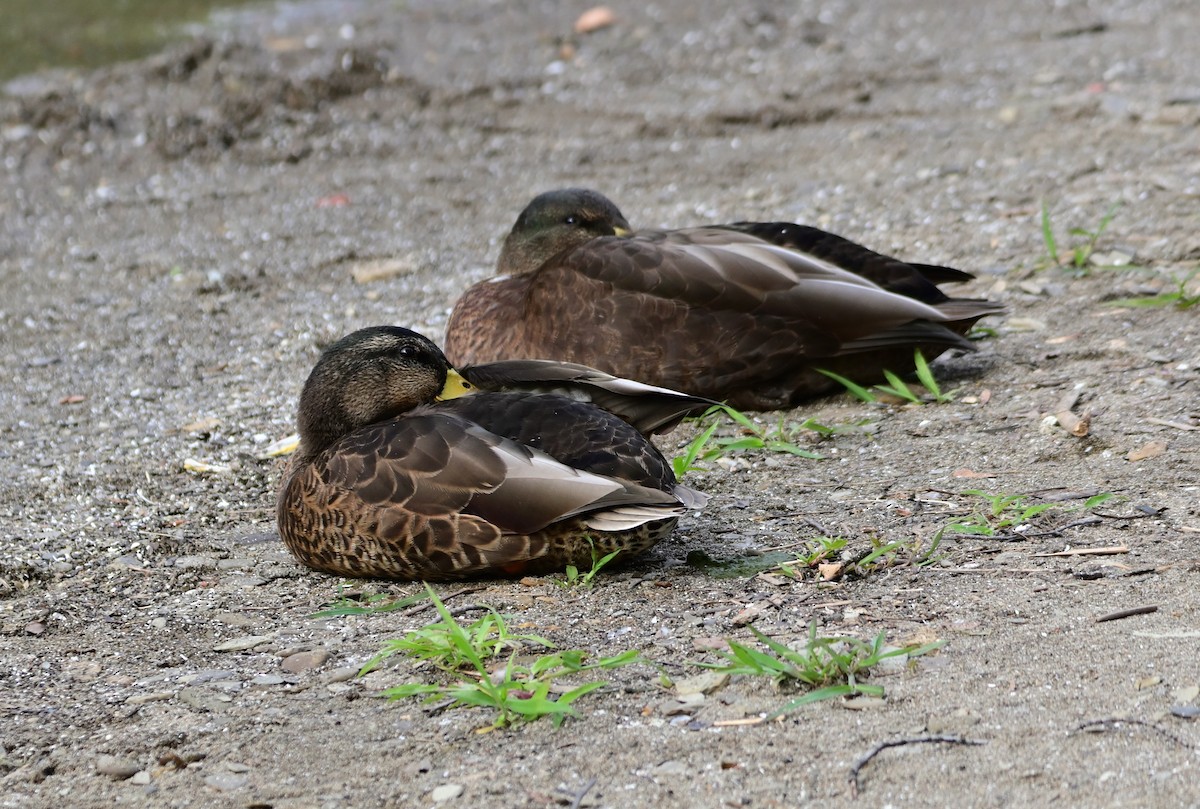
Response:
[685, 549, 799, 579]
[1, 0, 263, 82]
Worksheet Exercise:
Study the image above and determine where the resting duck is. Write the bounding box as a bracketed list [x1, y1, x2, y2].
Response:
[276, 326, 707, 581]
[444, 188, 1004, 410]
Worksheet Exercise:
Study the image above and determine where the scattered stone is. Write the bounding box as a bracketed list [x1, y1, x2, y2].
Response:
[281, 649, 331, 673]
[431, 783, 465, 802]
[178, 687, 234, 712]
[204, 773, 248, 792]
[1170, 705, 1200, 719]
[63, 660, 102, 682]
[130, 770, 152, 785]
[660, 692, 706, 716]
[1173, 685, 1200, 704]
[97, 754, 141, 781]
[213, 611, 258, 628]
[25, 621, 45, 636]
[251, 674, 286, 686]
[217, 558, 255, 571]
[674, 671, 729, 696]
[325, 666, 359, 683]
[1089, 249, 1133, 267]
[842, 696, 887, 710]
[174, 555, 216, 569]
[213, 635, 273, 652]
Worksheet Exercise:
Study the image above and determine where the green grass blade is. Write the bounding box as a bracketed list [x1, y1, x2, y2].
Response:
[1040, 200, 1058, 264]
[817, 368, 877, 402]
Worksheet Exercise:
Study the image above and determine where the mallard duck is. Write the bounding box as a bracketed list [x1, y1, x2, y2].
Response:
[444, 188, 1005, 410]
[276, 326, 707, 581]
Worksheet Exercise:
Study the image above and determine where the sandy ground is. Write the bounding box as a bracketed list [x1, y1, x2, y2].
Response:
[2, 0, 1199, 806]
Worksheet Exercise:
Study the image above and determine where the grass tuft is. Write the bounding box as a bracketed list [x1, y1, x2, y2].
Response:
[819, 350, 955, 405]
[672, 405, 823, 477]
[697, 623, 943, 717]
[364, 585, 641, 728]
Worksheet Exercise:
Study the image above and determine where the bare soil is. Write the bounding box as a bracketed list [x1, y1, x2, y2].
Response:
[2, 0, 1198, 807]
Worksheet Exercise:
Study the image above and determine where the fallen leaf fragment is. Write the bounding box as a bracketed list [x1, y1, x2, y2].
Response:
[183, 458, 232, 475]
[817, 562, 843, 580]
[952, 468, 997, 479]
[348, 257, 417, 284]
[574, 6, 615, 33]
[59, 394, 86, 405]
[259, 433, 299, 458]
[1126, 440, 1167, 462]
[732, 602, 766, 626]
[182, 416, 221, 433]
[316, 193, 351, 208]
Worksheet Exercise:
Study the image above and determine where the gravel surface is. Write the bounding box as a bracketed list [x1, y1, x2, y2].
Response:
[2, 0, 1198, 807]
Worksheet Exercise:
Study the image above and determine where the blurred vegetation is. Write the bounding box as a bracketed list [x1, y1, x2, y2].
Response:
[1, 0, 257, 83]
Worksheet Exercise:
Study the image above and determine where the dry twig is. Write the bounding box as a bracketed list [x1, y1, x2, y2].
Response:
[1094, 605, 1158, 623]
[850, 736, 986, 797]
[1072, 718, 1195, 749]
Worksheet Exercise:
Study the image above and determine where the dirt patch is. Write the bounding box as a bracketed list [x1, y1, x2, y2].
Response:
[1, 0, 1198, 806]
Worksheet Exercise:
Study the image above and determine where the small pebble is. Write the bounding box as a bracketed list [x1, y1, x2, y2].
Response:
[204, 773, 248, 792]
[431, 783, 464, 802]
[97, 755, 141, 780]
[325, 666, 359, 683]
[214, 635, 273, 652]
[281, 649, 331, 673]
[674, 671, 729, 696]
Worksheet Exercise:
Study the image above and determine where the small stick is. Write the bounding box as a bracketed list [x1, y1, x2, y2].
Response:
[712, 717, 768, 728]
[1072, 718, 1195, 750]
[401, 585, 486, 617]
[1095, 605, 1158, 623]
[1146, 417, 1199, 431]
[1033, 546, 1128, 557]
[850, 736, 985, 797]
[558, 776, 598, 809]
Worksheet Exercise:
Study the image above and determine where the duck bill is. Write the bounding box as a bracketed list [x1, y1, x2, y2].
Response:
[613, 226, 632, 237]
[436, 368, 476, 401]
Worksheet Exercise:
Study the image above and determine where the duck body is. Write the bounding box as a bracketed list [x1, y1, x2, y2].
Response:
[277, 326, 705, 581]
[444, 189, 1004, 410]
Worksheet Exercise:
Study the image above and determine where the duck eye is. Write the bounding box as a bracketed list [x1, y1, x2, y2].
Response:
[564, 215, 579, 226]
[397, 345, 418, 359]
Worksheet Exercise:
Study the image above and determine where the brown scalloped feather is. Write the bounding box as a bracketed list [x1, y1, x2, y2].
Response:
[277, 326, 706, 581]
[445, 189, 1004, 410]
